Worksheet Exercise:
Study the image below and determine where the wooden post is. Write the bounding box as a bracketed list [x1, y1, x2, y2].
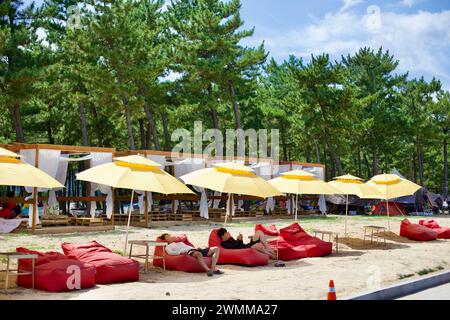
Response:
[144, 192, 148, 226]
[32, 146, 40, 232]
[111, 187, 115, 226]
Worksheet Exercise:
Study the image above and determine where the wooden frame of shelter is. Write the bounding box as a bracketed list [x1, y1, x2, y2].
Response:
[115, 149, 327, 224]
[0, 143, 115, 232]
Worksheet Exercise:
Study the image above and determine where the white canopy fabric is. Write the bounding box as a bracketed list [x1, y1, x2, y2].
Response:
[89, 152, 114, 218]
[20, 149, 61, 226]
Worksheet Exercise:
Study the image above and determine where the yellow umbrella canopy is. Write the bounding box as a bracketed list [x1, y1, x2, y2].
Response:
[180, 162, 282, 225]
[0, 154, 63, 189]
[0, 147, 22, 158]
[268, 170, 339, 221]
[328, 174, 383, 235]
[179, 162, 282, 198]
[76, 155, 194, 195]
[363, 174, 422, 200]
[268, 170, 339, 195]
[361, 174, 422, 230]
[76, 155, 195, 254]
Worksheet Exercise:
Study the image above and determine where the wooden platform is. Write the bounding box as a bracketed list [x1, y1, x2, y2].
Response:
[41, 215, 70, 227]
[71, 217, 104, 227]
[15, 225, 115, 235]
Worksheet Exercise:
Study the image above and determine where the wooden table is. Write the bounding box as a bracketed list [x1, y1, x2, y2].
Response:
[363, 226, 387, 247]
[0, 252, 38, 290]
[312, 230, 339, 253]
[128, 240, 168, 273]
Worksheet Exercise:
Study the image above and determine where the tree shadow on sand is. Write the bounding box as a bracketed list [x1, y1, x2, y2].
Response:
[338, 237, 410, 250]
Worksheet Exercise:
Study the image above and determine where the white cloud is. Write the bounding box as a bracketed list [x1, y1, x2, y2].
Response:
[340, 0, 364, 13]
[400, 0, 417, 7]
[246, 7, 450, 90]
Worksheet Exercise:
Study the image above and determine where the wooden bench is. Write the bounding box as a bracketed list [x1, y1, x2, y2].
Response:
[149, 212, 168, 221]
[41, 215, 70, 227]
[72, 217, 104, 227]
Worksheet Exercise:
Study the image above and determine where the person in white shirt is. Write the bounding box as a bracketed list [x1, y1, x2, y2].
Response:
[160, 233, 223, 277]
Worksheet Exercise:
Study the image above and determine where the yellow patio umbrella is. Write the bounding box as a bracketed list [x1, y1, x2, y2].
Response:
[268, 170, 339, 222]
[360, 174, 422, 230]
[179, 162, 282, 226]
[76, 155, 195, 254]
[328, 174, 383, 235]
[0, 147, 64, 229]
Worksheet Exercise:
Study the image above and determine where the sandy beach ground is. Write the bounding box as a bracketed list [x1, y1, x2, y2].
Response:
[1, 215, 449, 300]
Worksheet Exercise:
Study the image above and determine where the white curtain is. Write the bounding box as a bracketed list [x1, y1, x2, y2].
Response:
[319, 195, 327, 215]
[286, 195, 296, 215]
[20, 149, 61, 226]
[147, 154, 166, 167]
[89, 152, 113, 218]
[48, 154, 69, 207]
[265, 197, 275, 213]
[136, 191, 152, 214]
[199, 189, 209, 219]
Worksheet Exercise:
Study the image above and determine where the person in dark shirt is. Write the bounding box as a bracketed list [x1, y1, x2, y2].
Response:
[217, 228, 277, 259]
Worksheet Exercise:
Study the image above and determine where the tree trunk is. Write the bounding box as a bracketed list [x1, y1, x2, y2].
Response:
[78, 101, 89, 146]
[384, 153, 388, 174]
[122, 95, 135, 150]
[91, 106, 103, 147]
[364, 153, 371, 179]
[229, 82, 241, 130]
[139, 119, 146, 150]
[357, 147, 362, 177]
[280, 125, 288, 161]
[409, 159, 414, 182]
[444, 134, 448, 198]
[413, 154, 418, 183]
[305, 147, 311, 163]
[9, 104, 25, 143]
[323, 144, 328, 180]
[416, 135, 424, 186]
[335, 155, 344, 176]
[372, 145, 379, 176]
[47, 102, 54, 144]
[330, 155, 336, 178]
[161, 112, 171, 151]
[314, 141, 321, 163]
[140, 86, 161, 150]
[145, 123, 152, 150]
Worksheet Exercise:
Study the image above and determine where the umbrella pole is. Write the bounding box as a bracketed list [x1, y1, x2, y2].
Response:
[345, 194, 349, 236]
[386, 199, 390, 231]
[295, 194, 298, 222]
[32, 187, 37, 232]
[224, 193, 231, 227]
[124, 190, 135, 256]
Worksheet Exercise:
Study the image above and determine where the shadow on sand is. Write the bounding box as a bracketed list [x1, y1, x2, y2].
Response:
[338, 236, 410, 250]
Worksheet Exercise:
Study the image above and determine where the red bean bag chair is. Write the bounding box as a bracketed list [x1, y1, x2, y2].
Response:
[254, 224, 308, 261]
[400, 219, 438, 241]
[208, 229, 269, 266]
[0, 202, 16, 219]
[16, 248, 95, 292]
[419, 220, 450, 239]
[153, 234, 212, 273]
[279, 223, 332, 257]
[61, 241, 139, 284]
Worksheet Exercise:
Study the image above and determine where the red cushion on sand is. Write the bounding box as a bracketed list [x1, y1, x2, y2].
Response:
[208, 229, 269, 266]
[153, 234, 212, 273]
[61, 241, 139, 284]
[400, 219, 438, 241]
[16, 248, 95, 292]
[267, 238, 308, 261]
[279, 223, 332, 258]
[255, 224, 279, 236]
[419, 220, 450, 239]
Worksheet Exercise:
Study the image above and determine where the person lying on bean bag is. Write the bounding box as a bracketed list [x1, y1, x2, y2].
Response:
[217, 228, 277, 259]
[160, 233, 224, 277]
[419, 220, 450, 239]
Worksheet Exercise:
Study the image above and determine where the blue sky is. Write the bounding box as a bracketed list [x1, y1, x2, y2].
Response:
[24, 0, 450, 90]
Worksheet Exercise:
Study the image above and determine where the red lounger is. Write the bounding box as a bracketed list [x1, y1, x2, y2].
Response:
[419, 220, 450, 239]
[61, 241, 139, 284]
[208, 229, 269, 266]
[255, 224, 307, 261]
[153, 234, 212, 273]
[279, 223, 332, 258]
[400, 219, 438, 241]
[16, 248, 95, 292]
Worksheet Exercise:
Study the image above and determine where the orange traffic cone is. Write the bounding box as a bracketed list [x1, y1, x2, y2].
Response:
[327, 280, 337, 300]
